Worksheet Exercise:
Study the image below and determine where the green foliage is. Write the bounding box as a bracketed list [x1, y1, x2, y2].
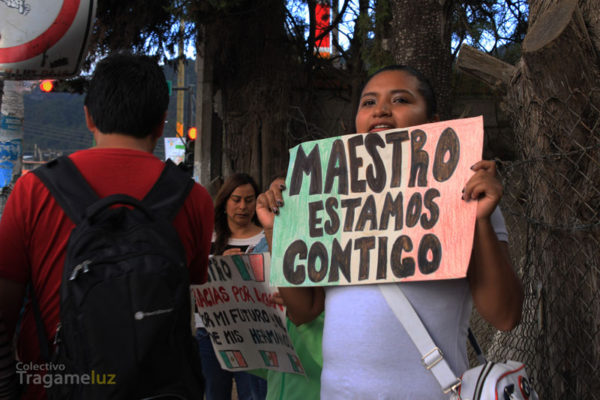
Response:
[83, 0, 528, 72]
[50, 78, 90, 95]
[360, 0, 394, 75]
[450, 0, 528, 61]
[85, 0, 187, 69]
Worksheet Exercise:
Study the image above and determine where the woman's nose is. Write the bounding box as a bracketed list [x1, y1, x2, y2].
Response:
[374, 102, 391, 116]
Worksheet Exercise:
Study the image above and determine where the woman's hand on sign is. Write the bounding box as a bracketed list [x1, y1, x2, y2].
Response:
[463, 160, 503, 221]
[222, 247, 244, 256]
[271, 292, 285, 306]
[256, 177, 286, 231]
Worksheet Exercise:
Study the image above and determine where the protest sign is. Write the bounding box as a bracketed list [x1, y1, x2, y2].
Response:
[271, 117, 484, 287]
[192, 253, 305, 375]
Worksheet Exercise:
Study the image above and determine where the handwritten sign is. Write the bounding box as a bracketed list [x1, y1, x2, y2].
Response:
[271, 117, 484, 287]
[192, 253, 305, 375]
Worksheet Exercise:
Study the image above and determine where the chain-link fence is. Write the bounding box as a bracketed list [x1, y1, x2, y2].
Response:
[470, 86, 600, 399]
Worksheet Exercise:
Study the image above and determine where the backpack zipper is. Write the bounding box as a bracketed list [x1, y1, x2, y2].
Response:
[69, 260, 92, 280]
[68, 253, 186, 281]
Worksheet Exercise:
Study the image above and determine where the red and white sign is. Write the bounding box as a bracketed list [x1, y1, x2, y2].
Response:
[315, 1, 331, 57]
[0, 0, 96, 79]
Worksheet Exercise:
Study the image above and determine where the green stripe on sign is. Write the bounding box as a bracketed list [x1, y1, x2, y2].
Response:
[232, 255, 253, 280]
[220, 351, 233, 368]
[271, 136, 343, 287]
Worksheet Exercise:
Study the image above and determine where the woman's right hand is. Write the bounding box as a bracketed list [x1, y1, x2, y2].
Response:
[222, 247, 244, 256]
[256, 177, 326, 326]
[256, 177, 286, 230]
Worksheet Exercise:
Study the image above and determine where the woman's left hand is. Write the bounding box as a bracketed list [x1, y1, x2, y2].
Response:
[271, 292, 285, 306]
[463, 160, 503, 220]
[465, 161, 523, 331]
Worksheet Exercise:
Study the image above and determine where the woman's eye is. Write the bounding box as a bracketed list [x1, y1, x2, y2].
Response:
[393, 97, 408, 104]
[361, 99, 375, 107]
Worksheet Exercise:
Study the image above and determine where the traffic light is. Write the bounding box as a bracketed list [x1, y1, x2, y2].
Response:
[183, 127, 196, 171]
[187, 127, 197, 141]
[40, 80, 54, 92]
[35, 78, 89, 94]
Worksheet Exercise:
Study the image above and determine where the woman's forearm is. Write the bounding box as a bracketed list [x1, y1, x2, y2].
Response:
[468, 218, 524, 331]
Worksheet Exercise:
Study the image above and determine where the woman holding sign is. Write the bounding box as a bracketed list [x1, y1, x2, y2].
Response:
[256, 65, 524, 399]
[196, 173, 267, 400]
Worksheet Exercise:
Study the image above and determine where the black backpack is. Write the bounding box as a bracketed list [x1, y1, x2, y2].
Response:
[31, 156, 204, 399]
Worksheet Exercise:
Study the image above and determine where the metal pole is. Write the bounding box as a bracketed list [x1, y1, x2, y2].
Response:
[0, 80, 25, 216]
[176, 20, 186, 138]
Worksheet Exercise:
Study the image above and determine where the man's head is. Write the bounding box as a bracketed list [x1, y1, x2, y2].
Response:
[84, 53, 169, 139]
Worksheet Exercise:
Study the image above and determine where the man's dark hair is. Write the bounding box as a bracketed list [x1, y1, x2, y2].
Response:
[84, 53, 169, 138]
[363, 65, 438, 120]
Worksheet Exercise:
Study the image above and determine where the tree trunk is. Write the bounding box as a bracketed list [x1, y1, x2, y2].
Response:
[515, 1, 598, 396]
[455, 45, 515, 90]
[580, 0, 600, 57]
[501, 1, 599, 398]
[457, 2, 600, 397]
[194, 28, 216, 191]
[200, 0, 294, 190]
[346, 0, 370, 124]
[388, 0, 454, 119]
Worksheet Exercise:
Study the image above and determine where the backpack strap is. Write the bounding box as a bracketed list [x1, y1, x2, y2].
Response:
[142, 159, 194, 221]
[31, 156, 98, 360]
[32, 156, 99, 225]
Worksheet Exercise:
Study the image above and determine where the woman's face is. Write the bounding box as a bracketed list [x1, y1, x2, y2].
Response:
[355, 70, 433, 134]
[225, 183, 257, 227]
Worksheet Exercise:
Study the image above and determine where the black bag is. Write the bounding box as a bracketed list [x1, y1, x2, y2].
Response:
[32, 156, 204, 399]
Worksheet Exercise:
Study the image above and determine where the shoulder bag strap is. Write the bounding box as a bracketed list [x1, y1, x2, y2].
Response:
[379, 283, 462, 395]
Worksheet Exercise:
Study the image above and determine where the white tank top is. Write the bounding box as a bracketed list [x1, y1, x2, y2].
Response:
[320, 207, 508, 399]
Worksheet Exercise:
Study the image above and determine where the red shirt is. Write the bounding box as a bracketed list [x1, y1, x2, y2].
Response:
[0, 148, 214, 398]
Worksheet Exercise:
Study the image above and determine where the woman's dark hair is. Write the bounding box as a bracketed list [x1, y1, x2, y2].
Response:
[362, 65, 438, 120]
[212, 173, 261, 255]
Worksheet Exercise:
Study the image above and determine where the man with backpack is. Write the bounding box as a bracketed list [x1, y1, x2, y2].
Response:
[0, 53, 214, 399]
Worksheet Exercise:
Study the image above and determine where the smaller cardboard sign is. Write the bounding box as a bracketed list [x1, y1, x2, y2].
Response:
[0, 0, 97, 79]
[192, 253, 305, 375]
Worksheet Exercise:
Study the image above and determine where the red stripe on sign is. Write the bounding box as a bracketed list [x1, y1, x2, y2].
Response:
[234, 351, 248, 368]
[0, 0, 80, 63]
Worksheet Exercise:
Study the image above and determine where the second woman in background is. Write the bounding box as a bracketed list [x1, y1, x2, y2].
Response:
[196, 173, 267, 400]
